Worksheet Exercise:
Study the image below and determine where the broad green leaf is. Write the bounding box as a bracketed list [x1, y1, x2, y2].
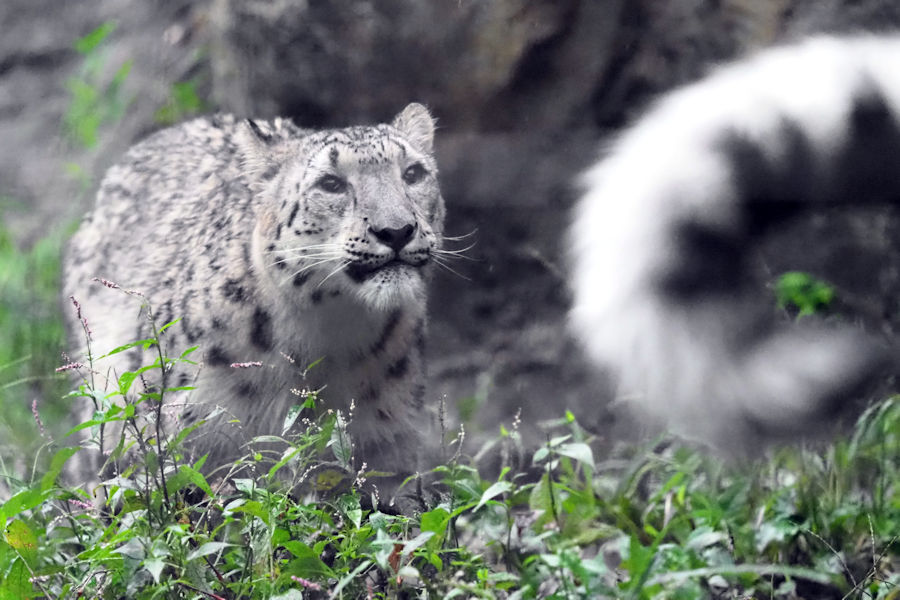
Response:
[3, 520, 37, 563]
[0, 557, 36, 599]
[329, 415, 353, 470]
[528, 472, 557, 529]
[117, 371, 138, 396]
[337, 494, 362, 529]
[475, 480, 514, 512]
[231, 500, 270, 525]
[41, 447, 80, 491]
[556, 442, 595, 470]
[420, 507, 450, 536]
[281, 541, 334, 578]
[1, 489, 45, 523]
[165, 465, 213, 498]
[282, 404, 303, 435]
[144, 557, 165, 583]
[186, 542, 231, 561]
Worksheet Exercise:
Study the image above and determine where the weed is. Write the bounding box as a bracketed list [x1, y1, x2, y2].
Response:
[1, 296, 898, 598]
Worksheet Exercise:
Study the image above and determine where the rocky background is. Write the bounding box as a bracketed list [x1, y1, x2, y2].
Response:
[4, 0, 900, 458]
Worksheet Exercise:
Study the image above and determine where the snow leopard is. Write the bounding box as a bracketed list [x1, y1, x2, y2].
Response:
[63, 103, 445, 498]
[569, 35, 899, 452]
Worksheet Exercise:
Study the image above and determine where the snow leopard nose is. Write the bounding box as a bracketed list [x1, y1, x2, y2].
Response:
[369, 223, 416, 252]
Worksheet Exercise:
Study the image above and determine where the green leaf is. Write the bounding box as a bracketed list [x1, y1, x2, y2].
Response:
[281, 541, 334, 578]
[337, 494, 362, 529]
[548, 434, 571, 448]
[41, 447, 80, 491]
[166, 422, 203, 451]
[556, 442, 595, 470]
[330, 559, 372, 598]
[282, 404, 303, 435]
[267, 446, 301, 479]
[231, 500, 270, 525]
[0, 557, 36, 599]
[420, 507, 450, 536]
[74, 22, 116, 54]
[400, 531, 434, 559]
[475, 480, 514, 512]
[143, 557, 166, 583]
[532, 446, 550, 464]
[186, 542, 231, 562]
[686, 527, 728, 551]
[0, 489, 45, 523]
[774, 271, 834, 317]
[158, 317, 181, 334]
[3, 520, 38, 564]
[117, 371, 138, 396]
[100, 338, 157, 359]
[528, 472, 557, 529]
[165, 464, 213, 498]
[180, 345, 199, 359]
[250, 435, 286, 444]
[313, 468, 347, 492]
[329, 414, 353, 470]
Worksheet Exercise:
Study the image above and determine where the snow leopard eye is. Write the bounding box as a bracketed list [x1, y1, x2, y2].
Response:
[402, 163, 427, 185]
[315, 174, 347, 194]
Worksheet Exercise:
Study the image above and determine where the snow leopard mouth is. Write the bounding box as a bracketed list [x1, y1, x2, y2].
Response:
[346, 258, 424, 283]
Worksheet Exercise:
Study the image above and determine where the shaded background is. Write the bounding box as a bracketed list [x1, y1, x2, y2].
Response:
[4, 0, 900, 458]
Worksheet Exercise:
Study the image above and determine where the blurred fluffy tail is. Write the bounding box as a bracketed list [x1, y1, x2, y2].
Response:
[569, 35, 899, 451]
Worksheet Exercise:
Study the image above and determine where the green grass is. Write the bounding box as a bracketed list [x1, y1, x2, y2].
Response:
[0, 220, 70, 481]
[0, 280, 897, 598]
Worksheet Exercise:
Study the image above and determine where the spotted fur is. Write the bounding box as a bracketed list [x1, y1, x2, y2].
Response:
[63, 104, 445, 490]
[569, 36, 898, 452]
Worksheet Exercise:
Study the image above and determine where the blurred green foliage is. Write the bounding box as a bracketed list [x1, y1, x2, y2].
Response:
[63, 21, 132, 150]
[775, 271, 835, 317]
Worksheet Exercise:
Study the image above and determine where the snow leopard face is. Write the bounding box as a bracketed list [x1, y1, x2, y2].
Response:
[245, 104, 445, 312]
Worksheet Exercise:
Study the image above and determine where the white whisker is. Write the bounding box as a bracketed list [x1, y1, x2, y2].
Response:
[441, 229, 478, 242]
[433, 241, 478, 260]
[317, 260, 351, 287]
[280, 257, 344, 286]
[432, 256, 471, 281]
[283, 251, 345, 260]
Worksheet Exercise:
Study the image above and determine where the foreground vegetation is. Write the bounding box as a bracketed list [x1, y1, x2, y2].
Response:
[0, 272, 897, 598]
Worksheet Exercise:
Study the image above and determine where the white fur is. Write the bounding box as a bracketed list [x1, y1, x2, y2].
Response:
[570, 35, 899, 449]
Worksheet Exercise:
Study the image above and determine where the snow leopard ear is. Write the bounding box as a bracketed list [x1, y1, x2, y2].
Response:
[236, 118, 296, 189]
[392, 103, 436, 154]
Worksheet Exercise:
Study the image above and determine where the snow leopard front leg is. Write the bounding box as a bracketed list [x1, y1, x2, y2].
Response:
[570, 35, 900, 452]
